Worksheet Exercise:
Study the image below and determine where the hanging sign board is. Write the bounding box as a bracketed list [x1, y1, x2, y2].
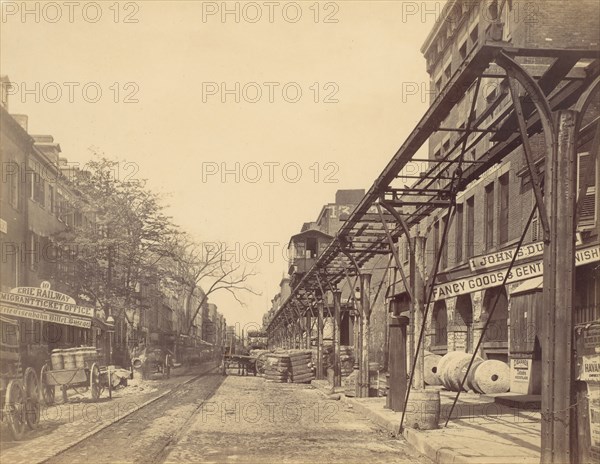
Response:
[0, 282, 95, 327]
[469, 234, 582, 272]
[0, 304, 92, 328]
[580, 355, 600, 382]
[432, 245, 599, 301]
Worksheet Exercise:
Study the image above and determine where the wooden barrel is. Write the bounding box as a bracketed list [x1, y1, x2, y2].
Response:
[74, 348, 86, 368]
[50, 349, 64, 370]
[63, 348, 77, 370]
[404, 389, 440, 430]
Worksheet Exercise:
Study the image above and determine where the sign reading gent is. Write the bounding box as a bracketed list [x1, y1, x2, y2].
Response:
[432, 245, 599, 301]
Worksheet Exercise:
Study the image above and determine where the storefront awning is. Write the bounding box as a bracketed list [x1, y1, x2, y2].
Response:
[511, 277, 543, 296]
[92, 316, 114, 331]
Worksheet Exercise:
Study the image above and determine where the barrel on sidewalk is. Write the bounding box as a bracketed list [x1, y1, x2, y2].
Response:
[404, 389, 440, 430]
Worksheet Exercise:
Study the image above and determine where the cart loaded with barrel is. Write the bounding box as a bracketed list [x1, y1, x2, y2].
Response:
[41, 346, 113, 404]
[1, 282, 116, 440]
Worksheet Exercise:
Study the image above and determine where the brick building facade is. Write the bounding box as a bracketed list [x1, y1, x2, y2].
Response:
[391, 0, 600, 394]
[1, 78, 227, 371]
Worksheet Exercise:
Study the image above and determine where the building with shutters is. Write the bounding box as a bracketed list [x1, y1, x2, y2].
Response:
[391, 0, 599, 395]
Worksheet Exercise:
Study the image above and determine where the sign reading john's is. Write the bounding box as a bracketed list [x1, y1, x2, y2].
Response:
[432, 245, 600, 301]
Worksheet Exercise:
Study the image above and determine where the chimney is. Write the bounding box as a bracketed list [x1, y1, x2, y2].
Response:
[1, 75, 10, 110]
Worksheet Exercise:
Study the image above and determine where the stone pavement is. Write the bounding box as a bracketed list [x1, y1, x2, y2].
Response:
[162, 375, 432, 464]
[311, 380, 541, 464]
[0, 361, 218, 464]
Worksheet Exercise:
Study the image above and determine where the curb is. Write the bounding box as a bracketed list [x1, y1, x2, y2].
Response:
[343, 396, 401, 435]
[299, 379, 541, 463]
[36, 364, 218, 464]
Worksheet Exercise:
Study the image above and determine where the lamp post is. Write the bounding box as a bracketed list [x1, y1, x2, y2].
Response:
[106, 315, 115, 365]
[352, 287, 361, 372]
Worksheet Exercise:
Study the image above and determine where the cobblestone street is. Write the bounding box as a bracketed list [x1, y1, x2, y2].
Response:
[3, 2, 598, 463]
[0, 363, 218, 464]
[163, 375, 430, 464]
[8, 371, 431, 464]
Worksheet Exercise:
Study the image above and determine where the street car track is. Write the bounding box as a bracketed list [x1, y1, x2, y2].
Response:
[41, 369, 225, 464]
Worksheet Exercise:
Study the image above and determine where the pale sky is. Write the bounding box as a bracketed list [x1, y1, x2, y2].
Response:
[1, 0, 437, 329]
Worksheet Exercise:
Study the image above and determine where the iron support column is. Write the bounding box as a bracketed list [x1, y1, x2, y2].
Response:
[305, 314, 311, 349]
[388, 298, 409, 412]
[360, 273, 372, 398]
[412, 236, 426, 390]
[317, 301, 324, 380]
[541, 110, 577, 463]
[333, 290, 342, 388]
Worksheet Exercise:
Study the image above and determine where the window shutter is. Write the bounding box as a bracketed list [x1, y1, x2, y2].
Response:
[531, 209, 539, 241]
[577, 152, 597, 223]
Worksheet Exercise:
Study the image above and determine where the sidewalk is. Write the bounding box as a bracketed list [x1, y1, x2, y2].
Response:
[0, 361, 218, 464]
[311, 380, 541, 464]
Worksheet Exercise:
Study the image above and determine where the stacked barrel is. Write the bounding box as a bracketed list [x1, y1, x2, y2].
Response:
[264, 353, 290, 383]
[288, 350, 314, 383]
[339, 346, 354, 377]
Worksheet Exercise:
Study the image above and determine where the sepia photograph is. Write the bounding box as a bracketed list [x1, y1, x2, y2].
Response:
[0, 1, 599, 463]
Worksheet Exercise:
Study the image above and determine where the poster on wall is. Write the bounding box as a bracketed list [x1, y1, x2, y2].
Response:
[510, 358, 532, 394]
[580, 355, 600, 382]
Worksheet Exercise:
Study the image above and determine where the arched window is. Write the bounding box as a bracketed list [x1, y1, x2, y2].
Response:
[483, 286, 508, 343]
[433, 301, 448, 346]
[455, 294, 473, 352]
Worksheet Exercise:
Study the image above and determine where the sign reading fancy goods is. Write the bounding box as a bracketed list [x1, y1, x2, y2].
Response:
[0, 282, 95, 328]
[432, 245, 600, 301]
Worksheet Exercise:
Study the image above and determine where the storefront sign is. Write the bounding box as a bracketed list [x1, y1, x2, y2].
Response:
[580, 355, 600, 382]
[0, 304, 92, 328]
[582, 325, 600, 355]
[1, 282, 94, 318]
[510, 358, 534, 394]
[432, 245, 599, 301]
[511, 358, 531, 382]
[469, 235, 582, 272]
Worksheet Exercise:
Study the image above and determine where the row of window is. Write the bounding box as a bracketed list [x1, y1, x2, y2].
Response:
[6, 163, 93, 228]
[429, 150, 598, 270]
[430, 171, 510, 270]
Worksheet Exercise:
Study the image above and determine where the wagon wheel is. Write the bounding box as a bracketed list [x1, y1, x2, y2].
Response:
[90, 363, 102, 400]
[255, 353, 268, 375]
[6, 380, 26, 440]
[23, 367, 40, 429]
[164, 354, 171, 379]
[40, 364, 55, 405]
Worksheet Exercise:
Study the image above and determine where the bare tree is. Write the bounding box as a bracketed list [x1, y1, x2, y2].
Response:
[172, 235, 259, 336]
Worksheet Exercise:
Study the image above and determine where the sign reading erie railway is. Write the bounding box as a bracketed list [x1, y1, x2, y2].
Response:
[0, 282, 95, 328]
